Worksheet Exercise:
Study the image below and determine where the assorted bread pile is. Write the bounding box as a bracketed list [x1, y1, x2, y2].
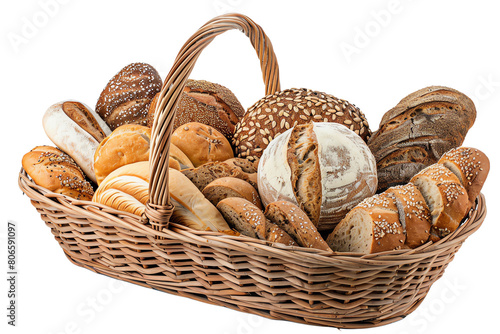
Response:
[22, 62, 490, 254]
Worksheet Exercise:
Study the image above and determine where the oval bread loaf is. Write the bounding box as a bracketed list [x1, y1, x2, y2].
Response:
[202, 177, 262, 209]
[216, 197, 266, 239]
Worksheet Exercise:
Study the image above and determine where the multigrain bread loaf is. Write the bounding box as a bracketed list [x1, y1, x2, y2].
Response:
[93, 124, 151, 184]
[171, 122, 234, 167]
[258, 122, 377, 231]
[96, 63, 162, 130]
[410, 164, 469, 238]
[233, 88, 371, 162]
[326, 193, 405, 253]
[438, 147, 490, 209]
[22, 146, 94, 201]
[368, 86, 476, 191]
[202, 177, 262, 209]
[43, 101, 111, 183]
[264, 201, 330, 251]
[147, 80, 245, 140]
[264, 220, 298, 246]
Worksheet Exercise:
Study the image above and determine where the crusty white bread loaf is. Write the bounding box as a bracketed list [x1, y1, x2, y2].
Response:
[22, 146, 94, 201]
[258, 122, 377, 231]
[438, 147, 490, 209]
[216, 198, 266, 239]
[171, 122, 234, 167]
[326, 193, 405, 254]
[202, 177, 262, 209]
[385, 184, 431, 248]
[264, 201, 330, 251]
[410, 164, 468, 238]
[93, 124, 151, 184]
[43, 101, 111, 183]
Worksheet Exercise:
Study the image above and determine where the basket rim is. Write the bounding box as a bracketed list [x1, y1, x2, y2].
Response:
[18, 167, 487, 267]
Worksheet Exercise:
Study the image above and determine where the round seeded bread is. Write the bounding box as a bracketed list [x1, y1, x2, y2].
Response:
[233, 88, 371, 162]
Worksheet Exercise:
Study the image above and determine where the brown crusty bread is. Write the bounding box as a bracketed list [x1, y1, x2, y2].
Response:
[368, 86, 476, 191]
[22, 146, 94, 201]
[384, 184, 431, 248]
[234, 88, 371, 162]
[326, 193, 405, 254]
[202, 177, 262, 209]
[264, 201, 330, 251]
[216, 198, 266, 239]
[410, 164, 469, 238]
[438, 147, 490, 208]
[265, 220, 298, 246]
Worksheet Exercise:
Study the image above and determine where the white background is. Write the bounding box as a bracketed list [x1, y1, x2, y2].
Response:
[1, 0, 499, 333]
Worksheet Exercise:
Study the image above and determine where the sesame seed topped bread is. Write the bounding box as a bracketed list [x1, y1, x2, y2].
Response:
[264, 201, 330, 251]
[384, 183, 431, 248]
[264, 221, 298, 247]
[96, 63, 162, 130]
[22, 146, 94, 201]
[368, 86, 476, 191]
[233, 88, 371, 162]
[410, 164, 469, 238]
[438, 147, 490, 208]
[202, 177, 262, 209]
[216, 198, 266, 239]
[326, 193, 405, 254]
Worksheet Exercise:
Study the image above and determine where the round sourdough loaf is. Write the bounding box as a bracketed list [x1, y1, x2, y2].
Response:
[233, 88, 371, 162]
[258, 122, 377, 232]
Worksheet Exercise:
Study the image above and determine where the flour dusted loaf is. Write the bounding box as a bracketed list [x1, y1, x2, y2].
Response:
[96, 63, 162, 130]
[368, 86, 476, 191]
[43, 101, 111, 183]
[22, 146, 94, 201]
[233, 88, 371, 162]
[258, 122, 377, 231]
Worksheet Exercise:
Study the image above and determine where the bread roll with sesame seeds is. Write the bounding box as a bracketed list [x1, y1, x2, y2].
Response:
[264, 201, 330, 251]
[438, 147, 490, 209]
[171, 122, 234, 167]
[22, 146, 94, 201]
[264, 220, 298, 247]
[233, 88, 371, 162]
[410, 164, 469, 238]
[202, 177, 262, 209]
[96, 62, 161, 130]
[216, 198, 266, 239]
[326, 193, 406, 254]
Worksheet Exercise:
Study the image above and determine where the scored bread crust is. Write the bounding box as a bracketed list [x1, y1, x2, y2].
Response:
[264, 201, 330, 251]
[202, 177, 262, 209]
[216, 197, 266, 239]
[438, 147, 490, 208]
[326, 193, 405, 254]
[410, 164, 468, 238]
[287, 123, 322, 226]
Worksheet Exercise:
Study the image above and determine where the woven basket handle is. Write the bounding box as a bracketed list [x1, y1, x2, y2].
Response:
[145, 13, 281, 231]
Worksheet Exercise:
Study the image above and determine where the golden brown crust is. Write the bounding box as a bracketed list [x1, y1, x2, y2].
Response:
[171, 122, 234, 167]
[265, 220, 298, 246]
[93, 124, 151, 185]
[96, 63, 161, 130]
[62, 101, 108, 142]
[233, 88, 371, 162]
[202, 177, 262, 209]
[216, 197, 266, 240]
[22, 146, 94, 201]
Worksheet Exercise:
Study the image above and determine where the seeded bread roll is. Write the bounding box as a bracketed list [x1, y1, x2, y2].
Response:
[384, 184, 431, 248]
[43, 101, 111, 183]
[216, 198, 266, 239]
[22, 146, 94, 201]
[326, 193, 405, 254]
[368, 86, 476, 191]
[96, 63, 161, 130]
[233, 88, 371, 162]
[264, 201, 330, 251]
[264, 221, 298, 246]
[438, 147, 490, 208]
[171, 122, 234, 167]
[410, 164, 469, 238]
[202, 177, 262, 209]
[94, 124, 151, 184]
[147, 80, 245, 140]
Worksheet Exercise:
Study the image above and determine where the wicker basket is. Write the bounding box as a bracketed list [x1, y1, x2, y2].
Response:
[18, 14, 487, 329]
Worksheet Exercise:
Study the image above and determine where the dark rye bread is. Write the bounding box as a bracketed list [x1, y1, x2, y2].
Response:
[287, 123, 321, 226]
[96, 63, 161, 130]
[233, 88, 371, 162]
[368, 86, 476, 191]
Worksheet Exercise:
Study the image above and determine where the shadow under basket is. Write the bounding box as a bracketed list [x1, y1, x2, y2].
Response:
[18, 13, 487, 329]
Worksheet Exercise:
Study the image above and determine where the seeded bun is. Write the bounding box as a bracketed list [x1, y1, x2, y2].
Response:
[233, 88, 371, 162]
